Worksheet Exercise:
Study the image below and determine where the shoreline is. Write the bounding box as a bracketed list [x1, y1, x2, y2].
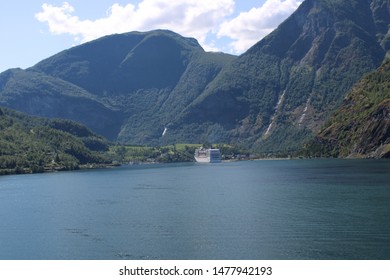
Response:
[1, 157, 388, 177]
[0, 162, 121, 177]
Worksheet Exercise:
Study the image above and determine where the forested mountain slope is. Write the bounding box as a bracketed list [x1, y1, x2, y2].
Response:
[0, 107, 111, 174]
[312, 60, 390, 158]
[167, 0, 390, 154]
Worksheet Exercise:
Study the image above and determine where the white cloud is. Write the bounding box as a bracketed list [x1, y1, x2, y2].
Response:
[218, 0, 302, 53]
[35, 0, 303, 54]
[35, 0, 234, 51]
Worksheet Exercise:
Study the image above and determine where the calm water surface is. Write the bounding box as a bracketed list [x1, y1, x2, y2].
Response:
[0, 159, 389, 260]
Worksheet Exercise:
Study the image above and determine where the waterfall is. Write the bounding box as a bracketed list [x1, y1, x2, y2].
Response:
[264, 123, 273, 136]
[264, 91, 286, 136]
[162, 127, 168, 136]
[299, 97, 310, 125]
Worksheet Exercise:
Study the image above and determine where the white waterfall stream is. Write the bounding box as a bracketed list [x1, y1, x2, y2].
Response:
[264, 90, 286, 136]
[298, 97, 310, 125]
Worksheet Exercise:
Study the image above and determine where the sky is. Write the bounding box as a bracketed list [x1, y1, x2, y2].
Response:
[0, 0, 302, 72]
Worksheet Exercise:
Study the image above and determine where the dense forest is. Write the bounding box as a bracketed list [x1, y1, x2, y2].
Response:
[0, 107, 111, 175]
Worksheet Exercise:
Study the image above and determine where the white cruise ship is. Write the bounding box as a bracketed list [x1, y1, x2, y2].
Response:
[194, 148, 221, 163]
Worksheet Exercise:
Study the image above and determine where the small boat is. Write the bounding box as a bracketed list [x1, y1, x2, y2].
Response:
[194, 148, 221, 163]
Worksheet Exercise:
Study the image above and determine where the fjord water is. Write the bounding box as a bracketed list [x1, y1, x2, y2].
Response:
[0, 159, 389, 260]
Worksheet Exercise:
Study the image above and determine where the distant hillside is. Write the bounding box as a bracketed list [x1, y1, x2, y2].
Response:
[310, 60, 390, 158]
[168, 0, 390, 154]
[0, 107, 111, 174]
[0, 30, 235, 144]
[0, 68, 123, 139]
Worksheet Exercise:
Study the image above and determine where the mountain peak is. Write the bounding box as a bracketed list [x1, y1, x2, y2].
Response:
[31, 29, 206, 95]
[0, 29, 234, 143]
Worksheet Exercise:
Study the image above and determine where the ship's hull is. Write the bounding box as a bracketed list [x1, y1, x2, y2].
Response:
[194, 156, 221, 163]
[194, 148, 221, 163]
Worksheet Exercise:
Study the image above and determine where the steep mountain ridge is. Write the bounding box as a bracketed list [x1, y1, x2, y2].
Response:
[34, 30, 203, 95]
[168, 0, 390, 153]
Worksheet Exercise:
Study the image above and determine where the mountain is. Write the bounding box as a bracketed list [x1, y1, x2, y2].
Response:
[0, 30, 235, 144]
[1, 0, 389, 153]
[0, 107, 111, 174]
[167, 0, 390, 154]
[310, 60, 390, 158]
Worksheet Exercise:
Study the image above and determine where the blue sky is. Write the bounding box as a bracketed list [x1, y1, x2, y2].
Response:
[0, 0, 301, 72]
